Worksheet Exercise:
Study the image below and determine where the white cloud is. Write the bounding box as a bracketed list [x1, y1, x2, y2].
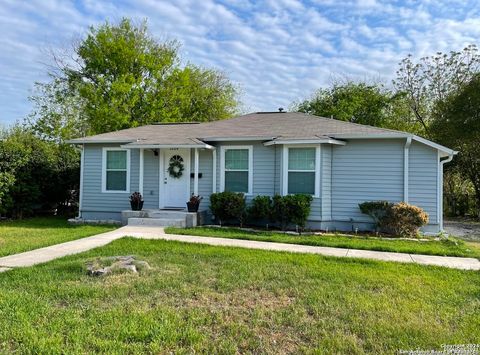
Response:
[0, 0, 479, 124]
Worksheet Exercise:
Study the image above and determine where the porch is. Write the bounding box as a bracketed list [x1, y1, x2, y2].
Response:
[131, 145, 215, 210]
[121, 209, 209, 227]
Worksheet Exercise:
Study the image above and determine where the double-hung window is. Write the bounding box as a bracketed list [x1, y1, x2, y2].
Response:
[103, 148, 130, 193]
[286, 147, 318, 195]
[221, 146, 252, 194]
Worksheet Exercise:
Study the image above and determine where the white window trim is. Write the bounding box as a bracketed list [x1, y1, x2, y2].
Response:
[102, 147, 131, 193]
[220, 145, 253, 195]
[282, 145, 320, 197]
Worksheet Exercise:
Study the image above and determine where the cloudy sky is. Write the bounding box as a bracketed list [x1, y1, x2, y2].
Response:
[1, 0, 479, 125]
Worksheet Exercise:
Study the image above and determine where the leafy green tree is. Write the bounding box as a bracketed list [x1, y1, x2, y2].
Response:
[294, 82, 389, 126]
[431, 74, 480, 217]
[28, 77, 88, 142]
[393, 44, 480, 136]
[292, 81, 422, 133]
[28, 18, 239, 140]
[0, 127, 79, 218]
[0, 127, 30, 210]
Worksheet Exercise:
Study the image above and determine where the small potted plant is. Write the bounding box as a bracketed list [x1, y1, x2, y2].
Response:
[186, 194, 203, 212]
[129, 192, 144, 211]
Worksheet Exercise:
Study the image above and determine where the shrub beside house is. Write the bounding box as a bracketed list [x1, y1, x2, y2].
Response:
[359, 201, 429, 237]
[210, 192, 312, 233]
[209, 192, 429, 238]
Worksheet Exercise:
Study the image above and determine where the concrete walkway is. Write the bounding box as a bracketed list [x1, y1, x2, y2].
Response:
[0, 226, 479, 271]
[0, 229, 126, 268]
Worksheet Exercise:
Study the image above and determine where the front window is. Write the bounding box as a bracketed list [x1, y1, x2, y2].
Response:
[222, 147, 252, 193]
[104, 149, 129, 192]
[287, 147, 316, 195]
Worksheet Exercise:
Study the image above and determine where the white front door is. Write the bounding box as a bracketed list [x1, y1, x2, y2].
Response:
[161, 148, 190, 208]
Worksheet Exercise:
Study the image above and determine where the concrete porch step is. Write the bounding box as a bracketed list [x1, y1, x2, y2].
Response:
[122, 209, 208, 227]
[127, 217, 186, 227]
[148, 211, 191, 219]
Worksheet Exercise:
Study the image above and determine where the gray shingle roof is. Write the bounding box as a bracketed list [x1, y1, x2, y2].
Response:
[68, 112, 408, 145]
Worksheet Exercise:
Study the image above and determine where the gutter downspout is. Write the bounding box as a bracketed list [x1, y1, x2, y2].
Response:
[139, 148, 144, 196]
[439, 154, 454, 232]
[404, 137, 412, 203]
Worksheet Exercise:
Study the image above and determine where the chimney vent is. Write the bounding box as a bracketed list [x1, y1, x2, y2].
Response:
[278, 107, 284, 112]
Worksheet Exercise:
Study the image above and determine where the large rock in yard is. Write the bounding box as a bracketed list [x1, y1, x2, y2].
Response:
[86, 255, 151, 276]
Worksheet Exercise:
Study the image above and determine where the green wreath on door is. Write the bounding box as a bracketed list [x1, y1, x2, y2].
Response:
[168, 155, 184, 178]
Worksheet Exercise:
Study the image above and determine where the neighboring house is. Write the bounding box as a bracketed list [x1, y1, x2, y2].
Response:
[68, 112, 456, 234]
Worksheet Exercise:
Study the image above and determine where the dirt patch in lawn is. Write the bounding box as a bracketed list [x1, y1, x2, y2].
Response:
[184, 288, 295, 312]
[182, 288, 299, 352]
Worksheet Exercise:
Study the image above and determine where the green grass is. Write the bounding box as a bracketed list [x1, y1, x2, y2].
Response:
[165, 226, 480, 259]
[0, 238, 478, 353]
[0, 217, 116, 257]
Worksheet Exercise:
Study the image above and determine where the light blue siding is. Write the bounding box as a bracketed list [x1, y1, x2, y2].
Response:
[310, 198, 321, 220]
[80, 138, 442, 233]
[409, 141, 438, 223]
[190, 148, 214, 210]
[143, 149, 159, 209]
[252, 142, 277, 196]
[331, 139, 404, 222]
[81, 144, 139, 219]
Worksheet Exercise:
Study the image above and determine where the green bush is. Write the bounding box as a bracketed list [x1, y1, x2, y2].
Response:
[210, 192, 246, 226]
[358, 201, 393, 231]
[384, 202, 429, 238]
[272, 195, 288, 230]
[211, 193, 313, 231]
[272, 194, 313, 232]
[359, 200, 429, 237]
[247, 195, 273, 226]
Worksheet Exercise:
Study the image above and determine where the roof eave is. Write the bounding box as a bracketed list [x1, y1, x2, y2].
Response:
[66, 139, 137, 144]
[331, 133, 409, 139]
[332, 133, 457, 156]
[200, 136, 276, 142]
[263, 138, 346, 146]
[412, 135, 457, 156]
[120, 143, 215, 150]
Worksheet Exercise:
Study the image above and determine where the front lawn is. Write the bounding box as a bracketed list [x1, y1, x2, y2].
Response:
[0, 238, 478, 353]
[165, 226, 480, 259]
[0, 217, 116, 257]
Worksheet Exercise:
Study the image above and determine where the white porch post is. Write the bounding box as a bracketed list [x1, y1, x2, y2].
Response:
[194, 148, 199, 195]
[212, 148, 217, 193]
[139, 148, 144, 195]
[282, 145, 288, 195]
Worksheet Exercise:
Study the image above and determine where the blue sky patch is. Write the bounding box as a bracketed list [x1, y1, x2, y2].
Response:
[0, 0, 479, 125]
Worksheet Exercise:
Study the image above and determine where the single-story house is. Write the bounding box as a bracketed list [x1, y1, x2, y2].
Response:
[68, 112, 456, 234]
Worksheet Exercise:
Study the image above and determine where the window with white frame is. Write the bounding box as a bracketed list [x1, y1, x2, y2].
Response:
[103, 149, 130, 192]
[287, 147, 316, 195]
[221, 146, 252, 194]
